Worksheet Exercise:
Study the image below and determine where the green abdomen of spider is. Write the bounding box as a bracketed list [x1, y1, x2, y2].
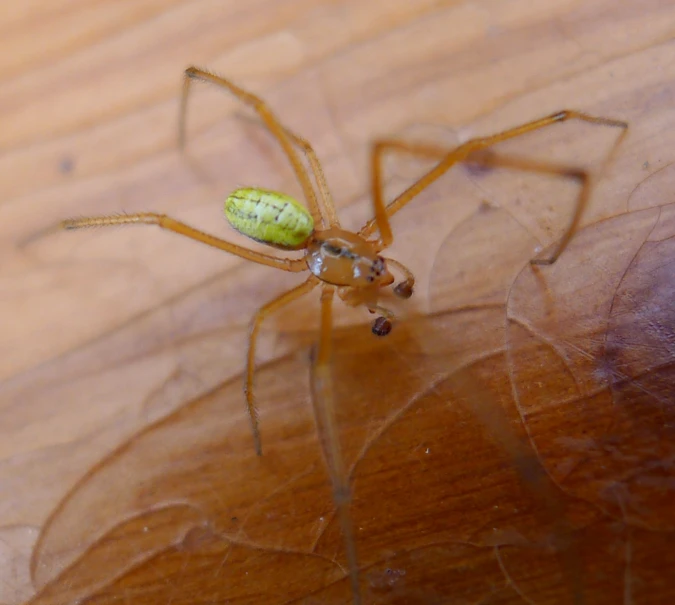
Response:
[225, 187, 314, 250]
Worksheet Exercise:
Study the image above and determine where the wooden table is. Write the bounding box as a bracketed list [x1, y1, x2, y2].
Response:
[2, 1, 674, 603]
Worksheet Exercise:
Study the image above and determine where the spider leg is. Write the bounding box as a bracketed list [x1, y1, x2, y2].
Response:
[216, 110, 339, 227]
[179, 67, 328, 228]
[246, 276, 319, 455]
[310, 284, 361, 604]
[459, 152, 593, 264]
[61, 213, 307, 271]
[401, 149, 604, 265]
[284, 129, 340, 228]
[361, 110, 627, 263]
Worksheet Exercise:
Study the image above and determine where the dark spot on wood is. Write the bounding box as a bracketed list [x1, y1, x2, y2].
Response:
[464, 149, 496, 176]
[478, 200, 494, 213]
[59, 156, 75, 174]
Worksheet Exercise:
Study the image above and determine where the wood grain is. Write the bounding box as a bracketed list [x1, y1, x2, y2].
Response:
[2, 1, 674, 603]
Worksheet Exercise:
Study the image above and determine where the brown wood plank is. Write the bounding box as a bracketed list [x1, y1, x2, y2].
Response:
[2, 1, 674, 603]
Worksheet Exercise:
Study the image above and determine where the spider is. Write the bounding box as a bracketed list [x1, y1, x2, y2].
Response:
[60, 67, 627, 456]
[59, 67, 627, 603]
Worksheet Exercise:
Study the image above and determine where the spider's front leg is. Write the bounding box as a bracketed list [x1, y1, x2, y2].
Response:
[361, 110, 628, 265]
[179, 67, 340, 229]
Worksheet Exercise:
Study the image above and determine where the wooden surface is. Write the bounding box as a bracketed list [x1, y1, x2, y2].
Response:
[2, 1, 675, 603]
